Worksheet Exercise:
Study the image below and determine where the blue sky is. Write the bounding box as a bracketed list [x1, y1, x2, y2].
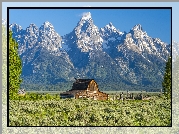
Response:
[9, 8, 171, 44]
[3, 2, 179, 44]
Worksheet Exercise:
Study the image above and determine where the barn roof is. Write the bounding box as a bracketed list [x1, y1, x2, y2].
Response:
[72, 79, 95, 90]
[75, 79, 94, 83]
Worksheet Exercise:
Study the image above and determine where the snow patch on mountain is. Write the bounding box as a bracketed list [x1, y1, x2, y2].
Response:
[39, 21, 62, 53]
[102, 40, 110, 49]
[132, 24, 143, 31]
[100, 22, 123, 52]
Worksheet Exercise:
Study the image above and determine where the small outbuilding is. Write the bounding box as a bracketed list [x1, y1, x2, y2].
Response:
[60, 78, 108, 100]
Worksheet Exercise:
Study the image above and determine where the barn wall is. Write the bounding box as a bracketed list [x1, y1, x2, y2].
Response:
[75, 89, 108, 100]
[87, 80, 99, 92]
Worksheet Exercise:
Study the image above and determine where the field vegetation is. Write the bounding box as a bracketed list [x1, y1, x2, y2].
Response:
[9, 93, 171, 126]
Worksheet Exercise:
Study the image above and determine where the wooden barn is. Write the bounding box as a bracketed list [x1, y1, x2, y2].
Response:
[60, 78, 108, 100]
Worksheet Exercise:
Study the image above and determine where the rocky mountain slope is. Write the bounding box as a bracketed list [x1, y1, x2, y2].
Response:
[7, 12, 171, 91]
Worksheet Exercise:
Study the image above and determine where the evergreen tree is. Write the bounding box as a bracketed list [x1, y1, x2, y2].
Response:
[162, 56, 171, 99]
[9, 30, 22, 99]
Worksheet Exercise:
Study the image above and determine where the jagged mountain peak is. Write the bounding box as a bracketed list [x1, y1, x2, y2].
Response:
[76, 15, 91, 30]
[81, 12, 92, 20]
[26, 23, 39, 36]
[78, 12, 93, 27]
[40, 21, 54, 30]
[26, 23, 38, 32]
[101, 22, 123, 35]
[107, 22, 114, 27]
[132, 24, 143, 31]
[9, 23, 23, 34]
[104, 22, 116, 30]
[109, 22, 113, 26]
[44, 21, 52, 25]
[9, 23, 22, 29]
[69, 12, 103, 53]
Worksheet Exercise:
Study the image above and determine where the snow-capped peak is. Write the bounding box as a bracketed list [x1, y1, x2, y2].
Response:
[81, 12, 92, 20]
[42, 21, 54, 28]
[109, 22, 113, 27]
[132, 24, 143, 31]
[105, 22, 116, 30]
[26, 23, 39, 34]
[44, 21, 51, 25]
[9, 23, 23, 32]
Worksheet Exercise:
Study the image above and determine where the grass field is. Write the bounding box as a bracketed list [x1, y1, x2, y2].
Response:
[9, 92, 171, 126]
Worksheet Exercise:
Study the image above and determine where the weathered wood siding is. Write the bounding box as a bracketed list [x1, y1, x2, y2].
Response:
[75, 90, 108, 101]
[87, 80, 99, 91]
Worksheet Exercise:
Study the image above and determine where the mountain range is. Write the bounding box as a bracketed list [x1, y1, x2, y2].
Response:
[7, 12, 171, 91]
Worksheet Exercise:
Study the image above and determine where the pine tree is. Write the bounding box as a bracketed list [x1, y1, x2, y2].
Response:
[162, 56, 171, 99]
[9, 30, 22, 99]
